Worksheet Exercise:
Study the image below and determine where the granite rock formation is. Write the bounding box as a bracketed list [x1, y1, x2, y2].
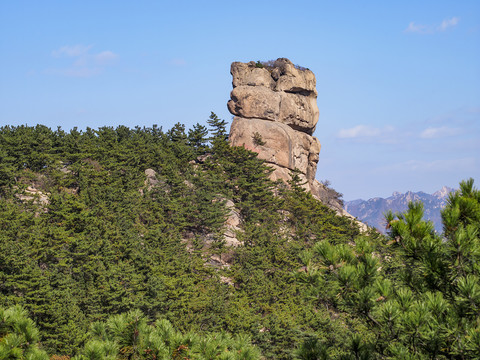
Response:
[227, 58, 368, 231]
[228, 58, 321, 190]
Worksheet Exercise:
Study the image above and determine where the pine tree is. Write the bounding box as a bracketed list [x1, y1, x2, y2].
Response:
[0, 305, 49, 360]
[188, 123, 209, 156]
[207, 112, 228, 153]
[73, 309, 261, 360]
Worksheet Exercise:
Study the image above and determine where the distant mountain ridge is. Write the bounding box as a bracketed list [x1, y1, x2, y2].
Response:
[344, 186, 455, 234]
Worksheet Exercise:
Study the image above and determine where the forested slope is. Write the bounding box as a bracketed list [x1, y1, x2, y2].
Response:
[1, 115, 479, 359]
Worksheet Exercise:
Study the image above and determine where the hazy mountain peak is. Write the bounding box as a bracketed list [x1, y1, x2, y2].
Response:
[345, 186, 456, 234]
[433, 186, 455, 199]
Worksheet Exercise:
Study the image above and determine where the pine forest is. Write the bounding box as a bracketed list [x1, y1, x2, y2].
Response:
[1, 114, 479, 359]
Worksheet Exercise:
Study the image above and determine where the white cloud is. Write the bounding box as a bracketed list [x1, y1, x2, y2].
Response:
[48, 44, 118, 77]
[94, 51, 118, 65]
[337, 125, 394, 139]
[439, 17, 459, 31]
[405, 22, 429, 34]
[420, 126, 461, 139]
[337, 125, 380, 138]
[404, 17, 459, 34]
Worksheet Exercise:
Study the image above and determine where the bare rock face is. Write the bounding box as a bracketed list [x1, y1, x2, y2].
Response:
[231, 62, 276, 89]
[228, 58, 321, 191]
[223, 199, 243, 247]
[279, 92, 319, 133]
[228, 86, 281, 121]
[227, 58, 369, 232]
[228, 88, 319, 132]
[144, 168, 159, 189]
[272, 58, 317, 95]
[229, 117, 320, 182]
[16, 186, 50, 207]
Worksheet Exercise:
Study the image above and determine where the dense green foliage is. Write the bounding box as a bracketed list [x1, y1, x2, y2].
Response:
[0, 116, 478, 359]
[0, 305, 260, 360]
[73, 308, 260, 360]
[298, 179, 480, 359]
[0, 305, 49, 359]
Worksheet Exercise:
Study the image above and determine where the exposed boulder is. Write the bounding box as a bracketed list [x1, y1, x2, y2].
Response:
[231, 61, 276, 89]
[228, 88, 318, 132]
[223, 199, 242, 247]
[228, 86, 281, 122]
[279, 92, 319, 133]
[229, 117, 320, 182]
[227, 58, 368, 232]
[16, 186, 50, 207]
[230, 59, 317, 94]
[228, 58, 321, 191]
[229, 59, 319, 134]
[15, 185, 50, 217]
[272, 58, 317, 95]
[144, 168, 159, 189]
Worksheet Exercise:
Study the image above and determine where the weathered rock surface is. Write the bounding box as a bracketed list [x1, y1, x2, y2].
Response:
[228, 58, 321, 190]
[16, 186, 50, 207]
[229, 117, 320, 182]
[227, 58, 368, 232]
[279, 92, 319, 132]
[270, 58, 317, 95]
[228, 86, 281, 122]
[144, 168, 159, 189]
[231, 62, 276, 89]
[228, 87, 319, 132]
[227, 58, 369, 232]
[223, 199, 243, 247]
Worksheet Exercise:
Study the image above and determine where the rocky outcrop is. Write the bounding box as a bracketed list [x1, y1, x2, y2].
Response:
[227, 58, 368, 232]
[223, 199, 243, 247]
[144, 168, 159, 189]
[16, 186, 50, 207]
[229, 118, 320, 183]
[228, 58, 321, 190]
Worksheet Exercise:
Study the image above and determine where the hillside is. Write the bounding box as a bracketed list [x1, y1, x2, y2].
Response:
[0, 121, 363, 359]
[344, 187, 455, 234]
[1, 122, 479, 359]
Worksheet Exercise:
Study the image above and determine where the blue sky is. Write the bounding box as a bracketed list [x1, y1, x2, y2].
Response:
[1, 1, 479, 200]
